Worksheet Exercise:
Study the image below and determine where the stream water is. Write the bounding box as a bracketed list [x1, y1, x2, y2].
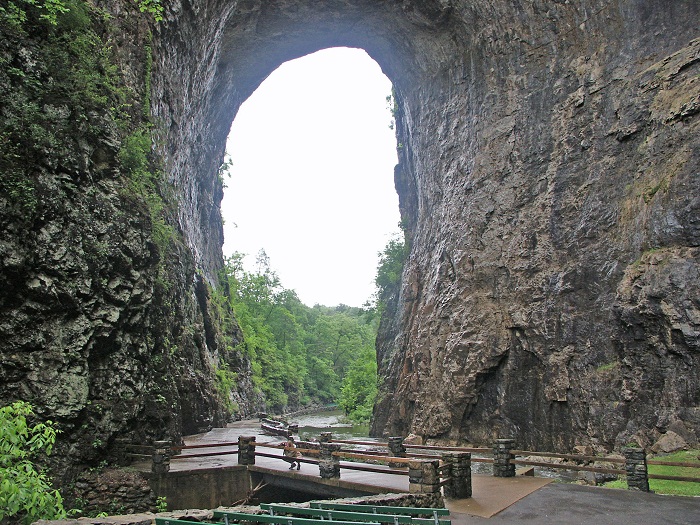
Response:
[201, 408, 378, 445]
[294, 409, 377, 442]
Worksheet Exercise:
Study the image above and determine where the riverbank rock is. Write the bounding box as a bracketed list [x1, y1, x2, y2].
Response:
[651, 431, 689, 454]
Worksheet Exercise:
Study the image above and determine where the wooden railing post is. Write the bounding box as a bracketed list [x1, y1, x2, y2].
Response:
[238, 435, 256, 465]
[319, 442, 341, 479]
[152, 440, 171, 474]
[442, 452, 472, 499]
[492, 438, 515, 477]
[408, 459, 440, 493]
[624, 447, 650, 491]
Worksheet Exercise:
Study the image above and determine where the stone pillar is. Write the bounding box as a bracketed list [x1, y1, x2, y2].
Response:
[319, 432, 333, 443]
[442, 452, 472, 499]
[152, 440, 171, 474]
[387, 436, 407, 467]
[624, 447, 650, 492]
[238, 435, 256, 465]
[492, 439, 516, 477]
[319, 442, 341, 479]
[408, 459, 440, 493]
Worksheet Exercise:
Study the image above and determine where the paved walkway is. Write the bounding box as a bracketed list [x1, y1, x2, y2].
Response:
[450, 483, 700, 524]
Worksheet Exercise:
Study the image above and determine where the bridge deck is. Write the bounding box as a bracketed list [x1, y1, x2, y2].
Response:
[134, 426, 700, 523]
[135, 438, 551, 518]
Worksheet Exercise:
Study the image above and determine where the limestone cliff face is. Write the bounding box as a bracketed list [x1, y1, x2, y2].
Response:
[1, 0, 698, 483]
[371, 1, 700, 451]
[148, 0, 700, 451]
[0, 0, 262, 481]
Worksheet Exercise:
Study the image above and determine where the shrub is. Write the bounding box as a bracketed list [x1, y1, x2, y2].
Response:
[0, 401, 66, 524]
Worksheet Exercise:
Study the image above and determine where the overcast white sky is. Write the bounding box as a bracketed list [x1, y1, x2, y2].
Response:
[221, 47, 400, 307]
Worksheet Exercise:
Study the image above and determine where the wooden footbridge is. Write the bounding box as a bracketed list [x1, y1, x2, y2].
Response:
[128, 435, 549, 517]
[122, 428, 700, 520]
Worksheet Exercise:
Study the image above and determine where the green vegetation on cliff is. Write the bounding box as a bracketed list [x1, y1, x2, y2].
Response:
[0, 0, 123, 219]
[0, 0, 206, 488]
[374, 233, 407, 309]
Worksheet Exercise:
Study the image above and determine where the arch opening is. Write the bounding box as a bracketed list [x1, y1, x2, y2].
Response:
[221, 47, 400, 307]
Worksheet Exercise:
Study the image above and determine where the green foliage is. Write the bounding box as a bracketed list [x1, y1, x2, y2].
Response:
[0, 0, 132, 223]
[119, 128, 152, 184]
[143, 29, 153, 118]
[118, 126, 174, 255]
[214, 362, 239, 415]
[374, 233, 408, 305]
[0, 171, 37, 217]
[596, 361, 619, 373]
[0, 401, 66, 524]
[0, 0, 69, 27]
[386, 89, 397, 130]
[338, 346, 378, 423]
[134, 0, 163, 21]
[218, 251, 379, 414]
[218, 153, 233, 188]
[155, 495, 167, 512]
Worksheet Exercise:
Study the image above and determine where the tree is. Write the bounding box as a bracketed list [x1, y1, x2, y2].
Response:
[375, 234, 407, 305]
[338, 346, 378, 423]
[220, 251, 382, 414]
[0, 401, 66, 524]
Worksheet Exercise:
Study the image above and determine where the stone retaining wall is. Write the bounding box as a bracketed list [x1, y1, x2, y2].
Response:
[35, 491, 444, 525]
[62, 467, 156, 517]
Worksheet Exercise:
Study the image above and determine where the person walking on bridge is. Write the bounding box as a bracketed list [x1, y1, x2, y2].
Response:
[283, 436, 301, 470]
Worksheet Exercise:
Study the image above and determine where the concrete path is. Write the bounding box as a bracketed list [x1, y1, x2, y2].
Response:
[449, 482, 700, 524]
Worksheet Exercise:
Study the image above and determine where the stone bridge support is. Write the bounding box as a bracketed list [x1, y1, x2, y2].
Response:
[408, 459, 440, 494]
[238, 436, 256, 466]
[441, 452, 472, 499]
[492, 439, 515, 478]
[624, 447, 650, 492]
[319, 442, 341, 479]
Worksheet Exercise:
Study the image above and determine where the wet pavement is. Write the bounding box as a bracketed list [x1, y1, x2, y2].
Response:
[451, 482, 700, 525]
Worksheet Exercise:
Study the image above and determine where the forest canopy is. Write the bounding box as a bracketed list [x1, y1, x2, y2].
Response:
[219, 249, 390, 422]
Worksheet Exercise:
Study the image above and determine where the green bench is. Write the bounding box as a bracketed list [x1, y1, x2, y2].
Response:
[259, 504, 413, 524]
[213, 510, 381, 525]
[308, 503, 449, 525]
[155, 519, 211, 525]
[154, 503, 449, 525]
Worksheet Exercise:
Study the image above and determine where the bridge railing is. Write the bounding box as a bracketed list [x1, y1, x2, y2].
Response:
[121, 433, 700, 495]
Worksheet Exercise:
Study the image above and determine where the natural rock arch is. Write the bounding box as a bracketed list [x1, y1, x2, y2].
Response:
[151, 0, 463, 281]
[1, 1, 698, 479]
[153, 0, 700, 451]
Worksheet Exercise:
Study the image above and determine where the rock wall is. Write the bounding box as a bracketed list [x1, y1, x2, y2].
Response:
[149, 0, 700, 451]
[1, 2, 698, 496]
[371, 1, 700, 451]
[64, 467, 156, 516]
[0, 0, 262, 484]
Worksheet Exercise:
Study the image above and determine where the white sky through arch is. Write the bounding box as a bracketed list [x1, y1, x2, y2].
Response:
[221, 47, 400, 307]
